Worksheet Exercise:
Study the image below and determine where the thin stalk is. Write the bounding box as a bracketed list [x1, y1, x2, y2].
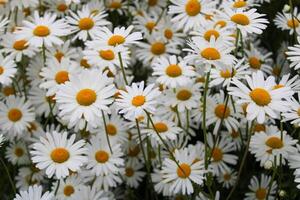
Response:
[54, 179, 60, 195]
[0, 157, 16, 194]
[101, 111, 113, 154]
[266, 159, 277, 200]
[118, 52, 128, 85]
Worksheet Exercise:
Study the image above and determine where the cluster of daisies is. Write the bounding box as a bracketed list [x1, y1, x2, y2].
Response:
[1, 0, 300, 199]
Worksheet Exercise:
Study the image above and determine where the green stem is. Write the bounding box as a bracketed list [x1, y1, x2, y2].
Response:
[202, 71, 210, 170]
[0, 157, 16, 194]
[118, 52, 128, 85]
[101, 111, 113, 154]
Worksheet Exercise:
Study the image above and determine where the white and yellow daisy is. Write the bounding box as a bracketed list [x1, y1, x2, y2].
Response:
[46, 40, 78, 62]
[46, 0, 70, 17]
[5, 141, 30, 165]
[123, 162, 146, 188]
[15, 166, 45, 190]
[133, 12, 160, 35]
[274, 8, 300, 35]
[31, 131, 88, 179]
[15, 11, 70, 48]
[217, 168, 237, 189]
[106, 0, 127, 15]
[282, 92, 300, 126]
[54, 174, 82, 200]
[13, 185, 54, 200]
[286, 37, 300, 70]
[0, 53, 17, 85]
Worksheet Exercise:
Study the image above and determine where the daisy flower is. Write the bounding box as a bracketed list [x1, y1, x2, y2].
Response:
[54, 174, 82, 200]
[275, 73, 300, 93]
[86, 136, 124, 176]
[229, 71, 293, 123]
[0, 53, 17, 85]
[5, 141, 30, 165]
[161, 148, 206, 195]
[55, 69, 116, 129]
[106, 0, 127, 15]
[282, 92, 300, 126]
[1, 33, 37, 62]
[245, 174, 277, 200]
[116, 81, 160, 120]
[250, 126, 297, 166]
[152, 55, 196, 88]
[217, 169, 237, 189]
[15, 11, 70, 48]
[66, 5, 110, 41]
[46, 40, 77, 62]
[123, 162, 146, 188]
[223, 8, 268, 36]
[15, 166, 45, 190]
[40, 58, 79, 96]
[95, 25, 143, 47]
[31, 131, 88, 179]
[133, 12, 160, 35]
[0, 96, 35, 137]
[46, 0, 70, 17]
[286, 37, 300, 70]
[185, 36, 235, 69]
[13, 185, 54, 200]
[168, 0, 217, 32]
[274, 8, 300, 35]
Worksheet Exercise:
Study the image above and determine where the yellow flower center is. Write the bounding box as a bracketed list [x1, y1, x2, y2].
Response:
[255, 188, 267, 200]
[14, 147, 24, 157]
[125, 167, 134, 177]
[151, 42, 166, 55]
[166, 64, 182, 77]
[231, 130, 239, 138]
[99, 49, 115, 60]
[254, 124, 266, 132]
[215, 20, 227, 28]
[215, 104, 230, 119]
[287, 19, 299, 28]
[2, 86, 15, 96]
[106, 124, 117, 136]
[108, 35, 125, 46]
[231, 14, 250, 25]
[201, 47, 221, 60]
[78, 17, 94, 30]
[233, 0, 247, 8]
[63, 185, 75, 196]
[249, 88, 271, 106]
[76, 89, 97, 106]
[176, 89, 192, 101]
[297, 108, 300, 116]
[249, 57, 261, 69]
[80, 59, 91, 68]
[50, 148, 70, 163]
[110, 1, 122, 9]
[131, 95, 146, 107]
[223, 173, 231, 181]
[13, 40, 28, 51]
[33, 25, 50, 37]
[273, 84, 284, 90]
[176, 163, 191, 178]
[148, 0, 157, 6]
[8, 108, 23, 122]
[128, 146, 140, 157]
[266, 137, 283, 149]
[57, 3, 68, 12]
[55, 51, 64, 62]
[204, 30, 220, 41]
[145, 21, 156, 32]
[220, 69, 235, 78]
[154, 122, 168, 133]
[0, 66, 4, 75]
[185, 0, 201, 16]
[95, 150, 109, 163]
[55, 71, 69, 84]
[164, 29, 173, 39]
[212, 147, 223, 162]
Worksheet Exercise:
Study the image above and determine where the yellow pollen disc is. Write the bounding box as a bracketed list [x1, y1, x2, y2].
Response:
[148, 0, 157, 6]
[249, 57, 261, 69]
[151, 42, 166, 55]
[55, 71, 69, 84]
[78, 17, 94, 30]
[272, 84, 284, 90]
[265, 137, 283, 149]
[205, 14, 213, 20]
[110, 1, 122, 9]
[106, 124, 117, 136]
[154, 122, 168, 133]
[3, 86, 15, 96]
[220, 69, 235, 78]
[55, 51, 64, 62]
[80, 59, 91, 68]
[204, 30, 220, 41]
[63, 185, 75, 196]
[255, 188, 267, 200]
[128, 146, 140, 157]
[231, 130, 239, 138]
[14, 148, 24, 157]
[287, 19, 299, 28]
[212, 147, 223, 162]
[176, 89, 192, 101]
[145, 21, 156, 32]
[23, 8, 31, 16]
[297, 108, 300, 116]
[50, 148, 70, 163]
[201, 47, 221, 60]
[0, 66, 4, 75]
[166, 64, 182, 77]
[176, 163, 191, 178]
[125, 167, 134, 177]
[249, 88, 271, 106]
[57, 3, 68, 12]
[46, 95, 56, 103]
[8, 108, 23, 122]
[27, 122, 37, 133]
[254, 124, 266, 132]
[272, 66, 281, 76]
[95, 150, 109, 163]
[233, 0, 247, 8]
[13, 40, 28, 51]
[223, 173, 231, 180]
[185, 0, 201, 16]
[76, 89, 97, 106]
[215, 20, 227, 28]
[231, 13, 250, 25]
[108, 35, 125, 46]
[164, 29, 173, 39]
[131, 95, 146, 107]
[214, 104, 230, 119]
[99, 49, 115, 60]
[196, 76, 205, 83]
[33, 25, 50, 37]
